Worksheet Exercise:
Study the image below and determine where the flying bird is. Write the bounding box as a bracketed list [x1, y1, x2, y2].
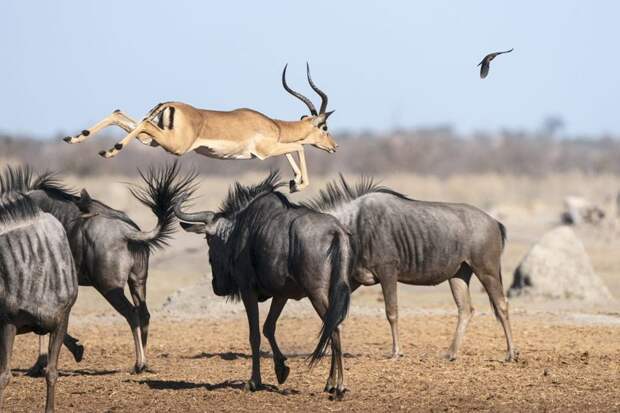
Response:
[478, 48, 513, 79]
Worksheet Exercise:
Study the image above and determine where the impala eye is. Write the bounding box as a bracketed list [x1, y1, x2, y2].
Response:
[321, 125, 328, 131]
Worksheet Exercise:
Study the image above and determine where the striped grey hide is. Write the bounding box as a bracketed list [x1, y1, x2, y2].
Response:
[0, 193, 77, 412]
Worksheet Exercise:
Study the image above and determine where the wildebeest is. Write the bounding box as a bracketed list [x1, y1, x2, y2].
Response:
[304, 176, 517, 361]
[0, 161, 197, 373]
[0, 193, 78, 412]
[175, 171, 352, 397]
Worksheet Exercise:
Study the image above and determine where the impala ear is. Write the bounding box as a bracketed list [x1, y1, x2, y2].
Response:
[312, 111, 334, 126]
[300, 115, 310, 120]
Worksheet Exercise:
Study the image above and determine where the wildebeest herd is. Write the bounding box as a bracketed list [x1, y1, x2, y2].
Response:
[0, 160, 517, 411]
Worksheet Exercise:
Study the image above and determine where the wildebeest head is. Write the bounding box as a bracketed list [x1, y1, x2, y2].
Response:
[175, 171, 283, 297]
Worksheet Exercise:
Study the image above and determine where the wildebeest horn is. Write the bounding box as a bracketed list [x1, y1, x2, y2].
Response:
[174, 195, 215, 223]
[306, 62, 328, 114]
[282, 64, 318, 116]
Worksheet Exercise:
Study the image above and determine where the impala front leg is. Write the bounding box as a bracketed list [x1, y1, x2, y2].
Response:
[296, 148, 310, 191]
[285, 154, 303, 191]
[64, 110, 139, 144]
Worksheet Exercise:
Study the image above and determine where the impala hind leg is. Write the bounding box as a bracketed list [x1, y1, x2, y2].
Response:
[64, 110, 139, 144]
[263, 297, 290, 384]
[445, 265, 474, 361]
[99, 120, 173, 158]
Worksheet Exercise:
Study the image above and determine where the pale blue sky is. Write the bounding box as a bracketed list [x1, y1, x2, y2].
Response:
[0, 1, 618, 138]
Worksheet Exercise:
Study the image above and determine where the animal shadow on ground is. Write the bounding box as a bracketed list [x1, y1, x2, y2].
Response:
[132, 379, 300, 395]
[185, 351, 361, 361]
[14, 368, 121, 377]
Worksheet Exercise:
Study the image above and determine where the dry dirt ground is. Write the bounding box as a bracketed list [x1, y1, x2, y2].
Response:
[3, 173, 620, 412]
[5, 313, 620, 412]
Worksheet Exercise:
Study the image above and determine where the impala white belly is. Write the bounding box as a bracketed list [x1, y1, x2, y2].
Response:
[192, 138, 260, 160]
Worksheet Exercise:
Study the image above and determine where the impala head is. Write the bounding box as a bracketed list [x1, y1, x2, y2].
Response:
[282, 63, 337, 153]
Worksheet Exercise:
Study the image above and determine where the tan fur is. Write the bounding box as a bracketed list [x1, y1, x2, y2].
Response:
[64, 69, 337, 192]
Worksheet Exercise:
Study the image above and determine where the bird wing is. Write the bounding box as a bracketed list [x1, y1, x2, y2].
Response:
[480, 61, 490, 79]
[497, 48, 514, 55]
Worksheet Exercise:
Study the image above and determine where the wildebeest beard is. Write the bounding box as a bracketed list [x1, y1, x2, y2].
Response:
[207, 220, 240, 299]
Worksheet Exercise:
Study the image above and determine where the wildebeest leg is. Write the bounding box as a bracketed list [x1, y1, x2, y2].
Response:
[103, 288, 146, 373]
[0, 323, 17, 409]
[262, 296, 289, 384]
[45, 315, 68, 413]
[129, 273, 150, 367]
[331, 328, 346, 398]
[26, 335, 49, 377]
[307, 294, 346, 397]
[63, 333, 84, 363]
[476, 269, 518, 362]
[241, 290, 263, 391]
[445, 266, 474, 361]
[27, 333, 83, 377]
[378, 276, 401, 358]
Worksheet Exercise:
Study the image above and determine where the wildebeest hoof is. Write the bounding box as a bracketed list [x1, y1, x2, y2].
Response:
[442, 352, 457, 362]
[244, 379, 262, 392]
[275, 363, 290, 384]
[329, 388, 347, 401]
[132, 364, 148, 374]
[26, 356, 47, 378]
[506, 349, 520, 362]
[72, 344, 84, 363]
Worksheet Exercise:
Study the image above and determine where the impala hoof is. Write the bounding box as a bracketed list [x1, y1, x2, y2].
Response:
[132, 363, 148, 374]
[289, 180, 299, 193]
[63, 136, 73, 143]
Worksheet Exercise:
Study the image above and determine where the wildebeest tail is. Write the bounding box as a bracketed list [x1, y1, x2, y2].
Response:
[498, 221, 507, 250]
[126, 160, 198, 251]
[309, 230, 351, 367]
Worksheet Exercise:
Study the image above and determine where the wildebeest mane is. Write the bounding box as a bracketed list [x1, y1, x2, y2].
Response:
[0, 193, 40, 226]
[303, 173, 412, 212]
[0, 165, 77, 201]
[0, 165, 139, 229]
[218, 170, 287, 216]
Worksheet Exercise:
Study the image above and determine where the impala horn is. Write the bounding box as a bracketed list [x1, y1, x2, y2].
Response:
[306, 62, 329, 114]
[282, 64, 318, 116]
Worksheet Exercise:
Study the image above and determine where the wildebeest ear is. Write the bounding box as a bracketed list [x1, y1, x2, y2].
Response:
[76, 189, 93, 213]
[179, 221, 208, 234]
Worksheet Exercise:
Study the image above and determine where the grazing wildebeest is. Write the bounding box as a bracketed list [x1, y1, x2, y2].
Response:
[0, 193, 78, 412]
[0, 161, 196, 374]
[304, 176, 517, 361]
[175, 171, 353, 397]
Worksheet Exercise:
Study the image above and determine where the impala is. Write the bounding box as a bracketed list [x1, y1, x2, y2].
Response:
[64, 64, 336, 192]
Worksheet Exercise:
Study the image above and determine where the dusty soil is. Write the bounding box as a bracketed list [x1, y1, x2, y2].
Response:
[4, 313, 620, 412]
[3, 173, 620, 412]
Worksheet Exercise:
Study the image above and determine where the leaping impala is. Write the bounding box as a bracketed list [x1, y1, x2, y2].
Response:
[63, 64, 336, 192]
